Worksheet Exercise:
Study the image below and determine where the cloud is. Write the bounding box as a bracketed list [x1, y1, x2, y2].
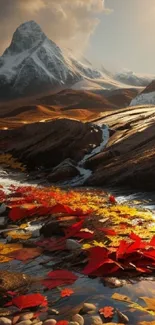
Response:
[0, 0, 108, 55]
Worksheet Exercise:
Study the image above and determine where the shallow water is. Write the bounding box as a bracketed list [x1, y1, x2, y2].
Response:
[1, 168, 155, 324]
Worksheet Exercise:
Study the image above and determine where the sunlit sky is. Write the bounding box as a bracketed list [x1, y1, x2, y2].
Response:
[0, 0, 155, 75]
[86, 0, 155, 74]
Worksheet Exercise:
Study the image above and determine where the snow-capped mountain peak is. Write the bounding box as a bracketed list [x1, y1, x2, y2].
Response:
[3, 21, 47, 55]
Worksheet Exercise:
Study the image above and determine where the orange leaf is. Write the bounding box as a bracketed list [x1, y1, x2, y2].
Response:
[99, 306, 114, 318]
[61, 288, 74, 297]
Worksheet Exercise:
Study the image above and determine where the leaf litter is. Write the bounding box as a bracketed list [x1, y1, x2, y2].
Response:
[1, 184, 155, 323]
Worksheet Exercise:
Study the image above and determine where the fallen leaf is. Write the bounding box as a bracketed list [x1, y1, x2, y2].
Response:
[42, 270, 78, 289]
[8, 293, 47, 309]
[140, 297, 155, 312]
[99, 306, 114, 318]
[9, 247, 42, 261]
[60, 288, 74, 297]
[56, 321, 69, 325]
[111, 293, 131, 303]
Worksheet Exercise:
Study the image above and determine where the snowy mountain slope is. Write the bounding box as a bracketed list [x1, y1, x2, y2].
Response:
[0, 21, 106, 100]
[130, 80, 155, 106]
[115, 70, 154, 87]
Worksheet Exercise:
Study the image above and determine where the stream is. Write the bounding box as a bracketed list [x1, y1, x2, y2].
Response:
[1, 167, 155, 324]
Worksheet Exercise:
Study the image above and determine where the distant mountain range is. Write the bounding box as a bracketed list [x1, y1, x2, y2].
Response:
[0, 20, 154, 101]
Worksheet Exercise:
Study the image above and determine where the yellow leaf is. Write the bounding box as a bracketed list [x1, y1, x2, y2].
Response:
[93, 240, 106, 247]
[0, 243, 22, 263]
[6, 231, 32, 240]
[82, 243, 92, 250]
[129, 302, 155, 316]
[111, 293, 132, 303]
[140, 297, 155, 311]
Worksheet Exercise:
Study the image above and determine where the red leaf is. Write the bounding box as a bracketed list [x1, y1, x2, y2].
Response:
[42, 270, 78, 289]
[83, 247, 109, 275]
[10, 293, 47, 309]
[56, 321, 69, 325]
[109, 195, 116, 204]
[99, 306, 114, 318]
[64, 220, 84, 238]
[150, 235, 155, 246]
[60, 288, 74, 297]
[99, 228, 117, 236]
[116, 240, 129, 259]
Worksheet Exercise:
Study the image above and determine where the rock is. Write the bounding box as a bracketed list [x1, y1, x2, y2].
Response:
[47, 310, 59, 316]
[43, 320, 56, 325]
[66, 239, 81, 251]
[0, 204, 6, 215]
[80, 303, 97, 315]
[84, 316, 102, 325]
[32, 323, 42, 325]
[0, 318, 12, 325]
[86, 106, 155, 191]
[72, 315, 84, 325]
[0, 217, 7, 227]
[0, 119, 102, 171]
[47, 159, 80, 183]
[20, 314, 34, 321]
[69, 322, 79, 325]
[40, 221, 64, 237]
[16, 321, 32, 325]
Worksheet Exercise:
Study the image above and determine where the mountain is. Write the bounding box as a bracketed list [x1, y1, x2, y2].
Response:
[130, 80, 155, 106]
[0, 21, 104, 100]
[115, 70, 154, 87]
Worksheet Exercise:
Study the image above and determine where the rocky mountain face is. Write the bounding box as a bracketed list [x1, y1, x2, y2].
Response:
[0, 21, 103, 100]
[85, 106, 155, 190]
[130, 80, 155, 106]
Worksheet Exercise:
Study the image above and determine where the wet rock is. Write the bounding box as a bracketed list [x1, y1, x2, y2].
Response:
[43, 320, 56, 325]
[20, 314, 34, 321]
[0, 318, 12, 325]
[84, 316, 102, 325]
[47, 310, 59, 316]
[72, 315, 84, 325]
[0, 204, 6, 215]
[80, 303, 97, 315]
[16, 321, 32, 325]
[66, 239, 81, 251]
[47, 159, 80, 183]
[69, 322, 79, 325]
[0, 271, 32, 292]
[40, 222, 64, 237]
[0, 217, 7, 227]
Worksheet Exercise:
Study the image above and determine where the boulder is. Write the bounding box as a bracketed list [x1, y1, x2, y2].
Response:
[47, 159, 80, 182]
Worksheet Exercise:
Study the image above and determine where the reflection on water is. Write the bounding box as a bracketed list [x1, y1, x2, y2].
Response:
[1, 169, 155, 324]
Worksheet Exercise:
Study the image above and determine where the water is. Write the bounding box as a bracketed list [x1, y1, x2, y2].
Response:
[1, 168, 155, 324]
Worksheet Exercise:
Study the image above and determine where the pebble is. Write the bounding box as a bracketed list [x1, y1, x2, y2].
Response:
[0, 318, 12, 325]
[32, 323, 42, 325]
[66, 239, 81, 251]
[72, 315, 84, 325]
[69, 322, 79, 325]
[80, 303, 97, 315]
[85, 316, 102, 325]
[0, 203, 6, 215]
[16, 321, 32, 325]
[20, 314, 34, 321]
[43, 320, 56, 325]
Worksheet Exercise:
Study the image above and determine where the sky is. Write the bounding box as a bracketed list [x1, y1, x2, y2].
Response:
[0, 0, 154, 74]
[86, 0, 155, 74]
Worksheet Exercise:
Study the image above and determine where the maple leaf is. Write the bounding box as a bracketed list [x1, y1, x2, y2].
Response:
[9, 293, 47, 309]
[42, 270, 78, 289]
[60, 288, 74, 297]
[99, 306, 114, 318]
